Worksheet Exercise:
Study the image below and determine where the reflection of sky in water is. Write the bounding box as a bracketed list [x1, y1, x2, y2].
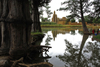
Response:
[41, 30, 97, 67]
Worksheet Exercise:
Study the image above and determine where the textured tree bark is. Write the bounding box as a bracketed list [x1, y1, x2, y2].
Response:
[0, 23, 1, 47]
[0, 0, 10, 55]
[0, 0, 2, 47]
[0, 0, 32, 57]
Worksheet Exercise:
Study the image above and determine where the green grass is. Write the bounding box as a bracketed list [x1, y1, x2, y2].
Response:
[41, 24, 100, 29]
[41, 25, 83, 28]
[94, 35, 100, 39]
[41, 24, 82, 27]
[31, 32, 43, 35]
[41, 22, 100, 28]
[41, 22, 58, 25]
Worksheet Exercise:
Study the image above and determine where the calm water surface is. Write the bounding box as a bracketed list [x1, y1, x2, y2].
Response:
[41, 28, 100, 67]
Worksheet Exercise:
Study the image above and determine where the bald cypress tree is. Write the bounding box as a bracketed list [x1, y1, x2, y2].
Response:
[59, 0, 91, 33]
[0, 0, 32, 56]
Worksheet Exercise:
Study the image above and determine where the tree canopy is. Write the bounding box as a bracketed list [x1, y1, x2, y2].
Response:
[91, 0, 100, 19]
[44, 4, 52, 21]
[59, 0, 90, 19]
[70, 18, 75, 22]
[79, 15, 94, 23]
[59, 0, 91, 33]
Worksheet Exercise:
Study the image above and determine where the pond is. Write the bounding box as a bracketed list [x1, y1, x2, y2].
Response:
[41, 28, 100, 67]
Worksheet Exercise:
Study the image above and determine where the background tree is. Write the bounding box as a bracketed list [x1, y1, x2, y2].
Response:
[84, 15, 93, 23]
[59, 0, 91, 33]
[79, 19, 82, 22]
[39, 7, 44, 22]
[91, 0, 100, 19]
[93, 18, 100, 23]
[70, 18, 75, 22]
[90, 0, 100, 24]
[79, 15, 94, 23]
[44, 4, 52, 22]
[42, 18, 48, 22]
[30, 0, 51, 32]
[66, 18, 70, 24]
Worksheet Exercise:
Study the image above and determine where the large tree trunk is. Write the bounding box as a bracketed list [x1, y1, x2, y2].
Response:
[0, 0, 32, 57]
[31, 0, 41, 32]
[80, 0, 89, 33]
[0, 0, 2, 47]
[0, 0, 10, 55]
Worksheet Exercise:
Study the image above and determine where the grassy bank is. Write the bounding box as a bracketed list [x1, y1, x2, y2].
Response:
[93, 35, 100, 39]
[41, 24, 82, 27]
[41, 24, 100, 29]
[41, 22, 57, 25]
[31, 32, 43, 35]
[41, 22, 100, 28]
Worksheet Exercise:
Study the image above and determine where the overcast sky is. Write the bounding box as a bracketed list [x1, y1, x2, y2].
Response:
[42, 0, 93, 22]
[43, 0, 70, 21]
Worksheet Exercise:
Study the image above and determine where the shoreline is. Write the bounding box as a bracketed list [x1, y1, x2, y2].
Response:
[41, 25, 100, 29]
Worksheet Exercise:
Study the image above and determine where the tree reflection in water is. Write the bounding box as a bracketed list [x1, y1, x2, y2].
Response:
[57, 34, 100, 67]
[45, 35, 52, 45]
[70, 30, 75, 35]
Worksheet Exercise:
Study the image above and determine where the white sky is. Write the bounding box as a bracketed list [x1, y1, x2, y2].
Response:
[42, 0, 93, 22]
[43, 0, 70, 21]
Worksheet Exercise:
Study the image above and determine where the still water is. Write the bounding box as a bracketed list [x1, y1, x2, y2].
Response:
[41, 28, 100, 67]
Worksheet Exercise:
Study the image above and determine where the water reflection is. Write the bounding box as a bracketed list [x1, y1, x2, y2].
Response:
[57, 34, 100, 67]
[51, 29, 82, 41]
[78, 34, 89, 67]
[45, 35, 52, 45]
[41, 28, 100, 67]
[57, 34, 89, 67]
[70, 30, 75, 35]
